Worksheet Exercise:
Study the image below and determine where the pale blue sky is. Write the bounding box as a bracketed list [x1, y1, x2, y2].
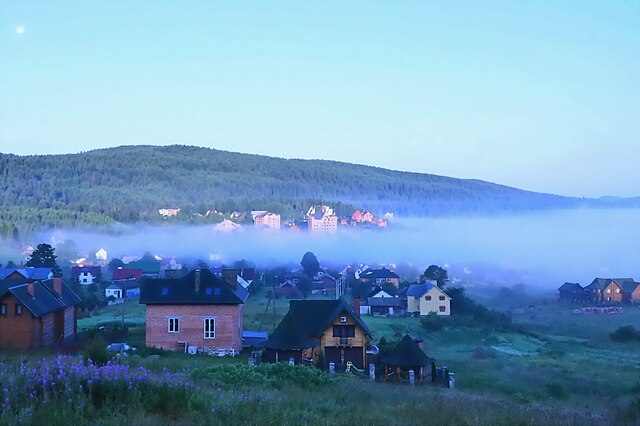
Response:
[1, 0, 639, 197]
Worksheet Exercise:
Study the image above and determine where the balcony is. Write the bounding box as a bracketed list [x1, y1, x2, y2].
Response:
[338, 337, 350, 346]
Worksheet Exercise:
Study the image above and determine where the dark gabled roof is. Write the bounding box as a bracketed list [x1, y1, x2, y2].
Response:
[109, 279, 140, 290]
[366, 285, 396, 298]
[0, 278, 80, 318]
[264, 312, 320, 350]
[381, 335, 435, 367]
[264, 299, 372, 350]
[367, 297, 403, 307]
[40, 279, 82, 308]
[586, 278, 633, 290]
[361, 267, 399, 280]
[112, 268, 143, 281]
[139, 269, 248, 305]
[621, 280, 640, 294]
[558, 282, 583, 292]
[71, 266, 101, 278]
[406, 283, 433, 298]
[0, 268, 54, 281]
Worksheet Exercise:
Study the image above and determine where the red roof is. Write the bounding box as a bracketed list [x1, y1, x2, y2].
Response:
[112, 268, 143, 282]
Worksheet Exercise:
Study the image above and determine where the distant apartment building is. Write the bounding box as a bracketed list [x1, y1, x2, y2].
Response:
[159, 208, 181, 217]
[253, 212, 281, 230]
[307, 205, 338, 233]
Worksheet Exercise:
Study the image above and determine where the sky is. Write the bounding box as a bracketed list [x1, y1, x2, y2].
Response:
[0, 0, 639, 198]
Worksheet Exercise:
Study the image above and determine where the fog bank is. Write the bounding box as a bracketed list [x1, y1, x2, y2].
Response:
[11, 208, 639, 288]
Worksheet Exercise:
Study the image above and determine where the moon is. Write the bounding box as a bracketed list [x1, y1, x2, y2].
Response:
[16, 25, 25, 35]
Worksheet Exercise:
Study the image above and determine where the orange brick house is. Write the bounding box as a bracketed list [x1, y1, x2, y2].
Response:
[0, 276, 81, 350]
[585, 278, 630, 303]
[140, 269, 248, 353]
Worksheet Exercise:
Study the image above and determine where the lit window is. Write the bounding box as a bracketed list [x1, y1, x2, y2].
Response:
[168, 317, 179, 333]
[15, 304, 23, 316]
[204, 318, 216, 339]
[606, 289, 611, 293]
[0, 304, 6, 316]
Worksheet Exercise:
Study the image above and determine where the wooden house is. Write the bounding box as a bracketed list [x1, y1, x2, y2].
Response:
[557, 282, 586, 302]
[139, 269, 248, 353]
[0, 276, 81, 350]
[264, 299, 372, 371]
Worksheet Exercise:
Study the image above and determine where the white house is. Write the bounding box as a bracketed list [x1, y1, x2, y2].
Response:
[96, 248, 108, 261]
[406, 283, 451, 316]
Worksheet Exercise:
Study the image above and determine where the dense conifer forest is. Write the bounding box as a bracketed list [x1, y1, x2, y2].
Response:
[0, 145, 635, 236]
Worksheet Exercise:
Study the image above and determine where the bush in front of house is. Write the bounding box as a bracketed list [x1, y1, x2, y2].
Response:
[610, 325, 640, 342]
[192, 362, 338, 390]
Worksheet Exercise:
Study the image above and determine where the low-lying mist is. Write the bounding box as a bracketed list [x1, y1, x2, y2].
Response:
[5, 208, 639, 289]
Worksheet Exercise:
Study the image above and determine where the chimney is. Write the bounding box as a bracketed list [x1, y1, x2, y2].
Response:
[27, 281, 35, 297]
[53, 274, 63, 297]
[354, 296, 361, 317]
[195, 269, 201, 293]
[414, 337, 425, 353]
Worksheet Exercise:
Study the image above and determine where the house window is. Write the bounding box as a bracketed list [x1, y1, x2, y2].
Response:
[606, 289, 611, 293]
[204, 318, 216, 339]
[425, 296, 432, 301]
[616, 288, 620, 293]
[168, 317, 180, 333]
[439, 295, 445, 301]
[15, 304, 23, 316]
[0, 304, 6, 316]
[333, 325, 355, 338]
[439, 306, 446, 312]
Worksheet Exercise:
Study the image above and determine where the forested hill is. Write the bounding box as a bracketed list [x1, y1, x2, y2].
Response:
[0, 145, 634, 234]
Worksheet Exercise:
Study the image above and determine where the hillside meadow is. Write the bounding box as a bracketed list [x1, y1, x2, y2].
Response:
[63, 290, 640, 424]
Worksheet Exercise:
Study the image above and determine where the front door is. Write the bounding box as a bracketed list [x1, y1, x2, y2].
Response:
[324, 347, 364, 371]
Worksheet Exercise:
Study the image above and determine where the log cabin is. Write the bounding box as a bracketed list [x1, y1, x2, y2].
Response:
[264, 299, 372, 371]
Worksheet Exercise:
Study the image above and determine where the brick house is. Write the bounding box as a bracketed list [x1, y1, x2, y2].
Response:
[264, 299, 372, 370]
[140, 269, 248, 353]
[253, 212, 281, 230]
[0, 276, 81, 350]
[306, 205, 338, 233]
[585, 278, 629, 303]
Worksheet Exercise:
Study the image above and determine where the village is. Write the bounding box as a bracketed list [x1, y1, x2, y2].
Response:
[2, 231, 639, 384]
[159, 205, 392, 232]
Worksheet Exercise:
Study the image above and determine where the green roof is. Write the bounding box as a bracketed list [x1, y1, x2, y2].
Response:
[127, 260, 161, 274]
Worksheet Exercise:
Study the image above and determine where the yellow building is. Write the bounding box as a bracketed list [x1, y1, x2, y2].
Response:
[406, 283, 451, 316]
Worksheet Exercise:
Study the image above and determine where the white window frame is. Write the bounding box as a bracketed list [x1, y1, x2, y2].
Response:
[204, 317, 216, 339]
[168, 317, 180, 333]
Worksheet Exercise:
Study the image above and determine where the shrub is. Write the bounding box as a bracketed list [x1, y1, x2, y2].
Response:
[610, 325, 640, 342]
[420, 313, 445, 331]
[84, 340, 112, 366]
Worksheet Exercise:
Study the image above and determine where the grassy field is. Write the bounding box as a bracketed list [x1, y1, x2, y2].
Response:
[71, 289, 640, 424]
